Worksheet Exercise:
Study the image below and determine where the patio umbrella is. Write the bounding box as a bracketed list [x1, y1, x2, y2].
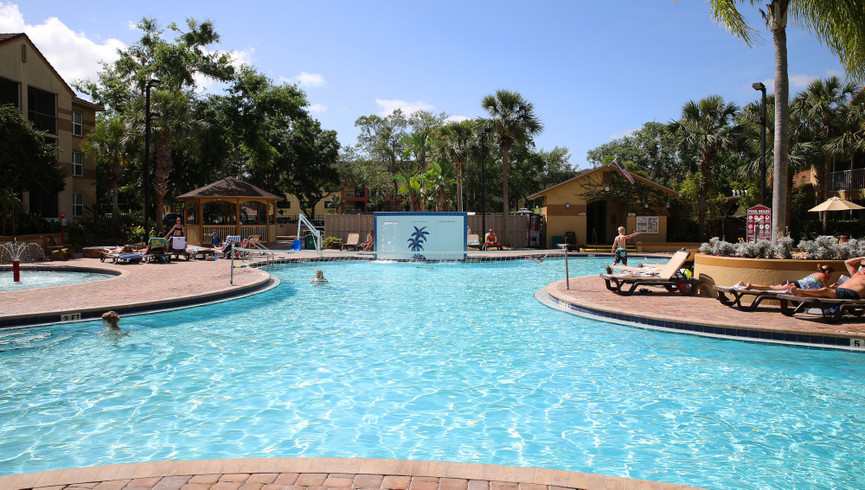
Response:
[808, 196, 865, 212]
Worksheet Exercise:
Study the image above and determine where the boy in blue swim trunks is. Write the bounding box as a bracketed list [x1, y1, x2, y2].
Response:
[611, 226, 642, 266]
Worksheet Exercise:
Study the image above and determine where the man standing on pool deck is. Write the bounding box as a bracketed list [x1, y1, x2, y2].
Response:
[789, 256, 865, 300]
[611, 226, 641, 266]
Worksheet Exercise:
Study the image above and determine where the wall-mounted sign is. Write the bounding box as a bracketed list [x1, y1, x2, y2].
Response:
[636, 216, 659, 234]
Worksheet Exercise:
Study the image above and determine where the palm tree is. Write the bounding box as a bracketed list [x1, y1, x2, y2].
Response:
[150, 88, 199, 233]
[481, 90, 543, 245]
[435, 120, 475, 211]
[792, 77, 860, 230]
[701, 0, 865, 241]
[670, 95, 741, 239]
[81, 115, 129, 235]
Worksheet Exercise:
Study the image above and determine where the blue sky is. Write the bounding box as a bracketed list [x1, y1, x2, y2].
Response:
[1, 1, 848, 169]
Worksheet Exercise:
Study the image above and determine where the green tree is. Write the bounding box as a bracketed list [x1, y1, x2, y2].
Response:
[434, 120, 476, 211]
[481, 90, 543, 244]
[272, 117, 341, 219]
[78, 17, 235, 232]
[669, 95, 741, 239]
[700, 0, 865, 241]
[354, 110, 409, 210]
[0, 105, 63, 232]
[81, 115, 129, 235]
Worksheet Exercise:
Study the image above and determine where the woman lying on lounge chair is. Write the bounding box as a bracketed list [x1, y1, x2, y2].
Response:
[788, 257, 865, 300]
[734, 265, 834, 292]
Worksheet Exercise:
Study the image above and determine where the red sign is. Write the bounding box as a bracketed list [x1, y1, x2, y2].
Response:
[746, 205, 771, 242]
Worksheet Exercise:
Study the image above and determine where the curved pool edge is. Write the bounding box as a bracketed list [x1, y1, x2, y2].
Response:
[0, 259, 278, 329]
[537, 277, 865, 352]
[0, 457, 704, 490]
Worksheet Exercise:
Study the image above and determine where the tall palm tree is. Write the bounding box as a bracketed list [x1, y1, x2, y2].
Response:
[481, 90, 543, 244]
[435, 120, 475, 211]
[701, 0, 865, 241]
[81, 115, 129, 235]
[792, 77, 859, 203]
[151, 88, 199, 233]
[670, 95, 741, 239]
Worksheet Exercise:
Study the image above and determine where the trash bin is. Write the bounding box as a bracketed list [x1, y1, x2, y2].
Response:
[304, 234, 317, 250]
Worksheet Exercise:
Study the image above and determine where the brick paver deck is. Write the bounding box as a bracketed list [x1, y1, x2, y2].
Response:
[0, 457, 703, 490]
[545, 275, 865, 347]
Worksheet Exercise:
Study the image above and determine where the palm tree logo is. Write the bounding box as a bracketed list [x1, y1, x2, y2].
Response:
[407, 226, 430, 251]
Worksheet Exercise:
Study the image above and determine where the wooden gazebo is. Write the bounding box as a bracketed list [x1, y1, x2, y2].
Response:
[177, 177, 281, 245]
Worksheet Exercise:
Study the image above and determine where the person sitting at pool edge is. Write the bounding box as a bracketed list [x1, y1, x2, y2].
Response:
[734, 264, 835, 291]
[483, 229, 502, 250]
[611, 226, 642, 266]
[789, 257, 865, 300]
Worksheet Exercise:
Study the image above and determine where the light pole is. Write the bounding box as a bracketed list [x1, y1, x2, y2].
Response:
[144, 78, 161, 234]
[480, 126, 491, 235]
[752, 82, 767, 206]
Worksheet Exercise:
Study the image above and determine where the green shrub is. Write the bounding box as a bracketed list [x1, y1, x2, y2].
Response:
[323, 236, 342, 249]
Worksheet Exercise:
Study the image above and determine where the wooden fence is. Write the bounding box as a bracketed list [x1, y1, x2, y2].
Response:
[323, 214, 530, 248]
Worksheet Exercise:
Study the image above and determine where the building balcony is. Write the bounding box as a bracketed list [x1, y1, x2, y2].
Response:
[831, 169, 865, 192]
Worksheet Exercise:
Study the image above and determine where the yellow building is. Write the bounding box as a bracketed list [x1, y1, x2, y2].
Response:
[0, 33, 101, 221]
[528, 165, 678, 248]
[276, 191, 340, 219]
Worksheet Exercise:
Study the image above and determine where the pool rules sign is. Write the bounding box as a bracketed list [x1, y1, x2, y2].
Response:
[746, 205, 772, 242]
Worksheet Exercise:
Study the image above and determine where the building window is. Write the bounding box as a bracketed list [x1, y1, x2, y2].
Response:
[72, 111, 82, 136]
[73, 193, 84, 217]
[72, 152, 83, 176]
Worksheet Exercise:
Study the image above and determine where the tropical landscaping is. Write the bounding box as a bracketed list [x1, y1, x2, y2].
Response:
[2, 3, 865, 247]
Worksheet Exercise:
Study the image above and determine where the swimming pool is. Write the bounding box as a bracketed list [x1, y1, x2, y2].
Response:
[0, 269, 110, 291]
[1, 258, 863, 488]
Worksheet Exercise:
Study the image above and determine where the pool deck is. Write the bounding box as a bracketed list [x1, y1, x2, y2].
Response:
[7, 250, 860, 489]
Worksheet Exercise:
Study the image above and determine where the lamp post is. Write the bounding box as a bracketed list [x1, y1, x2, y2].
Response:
[480, 126, 491, 235]
[144, 78, 161, 234]
[752, 82, 767, 206]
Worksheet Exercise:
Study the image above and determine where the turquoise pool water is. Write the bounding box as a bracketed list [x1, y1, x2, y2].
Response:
[0, 269, 109, 291]
[1, 258, 864, 489]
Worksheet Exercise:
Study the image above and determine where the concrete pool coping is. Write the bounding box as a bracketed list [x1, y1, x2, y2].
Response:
[0, 457, 704, 489]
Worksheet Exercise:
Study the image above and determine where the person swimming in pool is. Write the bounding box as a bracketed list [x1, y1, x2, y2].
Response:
[100, 311, 128, 336]
[311, 270, 328, 284]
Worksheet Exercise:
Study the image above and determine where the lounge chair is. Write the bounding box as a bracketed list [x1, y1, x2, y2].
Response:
[341, 233, 361, 251]
[776, 293, 865, 322]
[467, 234, 481, 249]
[100, 246, 143, 264]
[167, 236, 190, 261]
[713, 285, 786, 311]
[41, 235, 73, 261]
[219, 236, 241, 258]
[143, 237, 171, 263]
[599, 249, 699, 295]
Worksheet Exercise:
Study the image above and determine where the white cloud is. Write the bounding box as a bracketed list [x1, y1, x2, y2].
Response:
[757, 73, 823, 92]
[296, 72, 325, 87]
[307, 103, 327, 113]
[609, 128, 637, 140]
[0, 3, 125, 88]
[445, 115, 469, 123]
[193, 47, 255, 94]
[375, 98, 435, 116]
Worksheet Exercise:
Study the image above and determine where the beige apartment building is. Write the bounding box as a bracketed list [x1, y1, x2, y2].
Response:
[0, 33, 101, 221]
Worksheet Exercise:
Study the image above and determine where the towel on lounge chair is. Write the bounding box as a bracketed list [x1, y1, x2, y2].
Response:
[599, 249, 699, 295]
